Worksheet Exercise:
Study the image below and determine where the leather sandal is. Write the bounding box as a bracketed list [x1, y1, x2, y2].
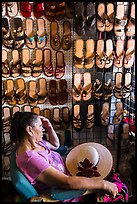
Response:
[86, 104, 94, 129]
[55, 2, 65, 20]
[101, 102, 110, 126]
[36, 18, 48, 48]
[105, 39, 114, 69]
[15, 78, 27, 105]
[43, 48, 54, 77]
[113, 72, 123, 99]
[43, 108, 51, 121]
[62, 21, 71, 50]
[82, 72, 92, 101]
[123, 72, 132, 99]
[28, 80, 38, 106]
[113, 102, 123, 125]
[2, 18, 14, 49]
[24, 18, 36, 49]
[59, 79, 68, 105]
[124, 39, 135, 69]
[37, 78, 48, 104]
[105, 3, 114, 32]
[85, 39, 95, 69]
[52, 108, 62, 130]
[93, 72, 103, 100]
[74, 39, 84, 69]
[114, 40, 125, 68]
[62, 107, 70, 130]
[44, 2, 56, 22]
[126, 2, 135, 37]
[72, 73, 82, 102]
[103, 72, 113, 101]
[50, 20, 61, 51]
[32, 106, 41, 115]
[2, 49, 10, 78]
[106, 125, 116, 147]
[10, 50, 21, 78]
[48, 79, 59, 105]
[22, 48, 32, 77]
[5, 79, 16, 106]
[97, 3, 106, 32]
[96, 39, 106, 69]
[55, 51, 66, 79]
[73, 104, 84, 131]
[31, 49, 43, 77]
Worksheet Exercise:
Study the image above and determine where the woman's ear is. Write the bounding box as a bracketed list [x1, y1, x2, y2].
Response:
[26, 125, 33, 137]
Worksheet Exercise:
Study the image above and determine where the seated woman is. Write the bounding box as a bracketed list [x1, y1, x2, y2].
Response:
[10, 112, 128, 202]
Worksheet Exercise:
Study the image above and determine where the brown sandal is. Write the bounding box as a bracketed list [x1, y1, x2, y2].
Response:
[28, 80, 38, 106]
[62, 21, 71, 50]
[86, 104, 94, 129]
[15, 78, 27, 105]
[10, 50, 21, 77]
[52, 108, 62, 130]
[101, 102, 110, 126]
[31, 49, 43, 77]
[126, 3, 135, 37]
[113, 72, 123, 99]
[74, 39, 84, 69]
[85, 39, 95, 69]
[59, 79, 68, 105]
[72, 73, 82, 102]
[82, 72, 92, 101]
[32, 106, 41, 115]
[113, 102, 123, 125]
[55, 51, 65, 79]
[22, 48, 32, 77]
[48, 79, 59, 105]
[2, 49, 10, 78]
[43, 48, 54, 77]
[37, 78, 48, 104]
[50, 20, 61, 51]
[96, 39, 105, 69]
[5, 79, 16, 106]
[114, 40, 125, 68]
[62, 107, 70, 130]
[124, 39, 135, 69]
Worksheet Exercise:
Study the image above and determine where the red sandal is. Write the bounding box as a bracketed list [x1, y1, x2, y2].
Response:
[33, 2, 44, 18]
[19, 2, 32, 18]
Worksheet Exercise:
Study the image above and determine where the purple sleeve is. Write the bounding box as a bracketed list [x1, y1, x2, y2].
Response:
[17, 151, 50, 184]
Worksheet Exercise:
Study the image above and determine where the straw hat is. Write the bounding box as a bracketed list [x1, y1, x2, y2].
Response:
[65, 142, 113, 179]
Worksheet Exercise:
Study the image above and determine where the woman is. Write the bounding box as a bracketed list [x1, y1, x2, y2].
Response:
[10, 111, 128, 202]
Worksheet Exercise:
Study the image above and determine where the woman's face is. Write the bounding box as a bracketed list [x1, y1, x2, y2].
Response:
[31, 117, 44, 143]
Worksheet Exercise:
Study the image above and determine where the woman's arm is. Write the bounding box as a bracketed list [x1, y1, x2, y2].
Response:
[39, 116, 60, 150]
[37, 166, 118, 198]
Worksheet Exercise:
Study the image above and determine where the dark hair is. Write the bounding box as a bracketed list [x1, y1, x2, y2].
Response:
[10, 111, 38, 143]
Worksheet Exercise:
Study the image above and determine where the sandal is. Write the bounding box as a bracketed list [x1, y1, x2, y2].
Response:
[2, 2, 6, 17]
[37, 78, 48, 104]
[121, 124, 129, 139]
[93, 72, 103, 100]
[86, 104, 94, 129]
[52, 108, 62, 130]
[23, 105, 31, 112]
[55, 2, 65, 20]
[21, 48, 32, 77]
[72, 73, 82, 102]
[74, 2, 85, 36]
[12, 106, 20, 115]
[106, 125, 116, 147]
[124, 39, 135, 69]
[62, 21, 71, 51]
[15, 78, 27, 105]
[113, 102, 123, 125]
[2, 49, 10, 78]
[31, 49, 43, 77]
[85, 39, 95, 69]
[44, 2, 56, 22]
[103, 72, 113, 101]
[5, 79, 16, 106]
[114, 40, 125, 68]
[96, 39, 105, 69]
[105, 3, 114, 32]
[101, 102, 110, 126]
[6, 2, 18, 17]
[48, 79, 59, 105]
[59, 79, 68, 105]
[114, 3, 127, 37]
[33, 2, 44, 18]
[73, 104, 84, 131]
[65, 2, 73, 19]
[126, 2, 135, 37]
[105, 39, 114, 69]
[62, 107, 70, 130]
[123, 72, 132, 99]
[43, 108, 51, 121]
[113, 72, 123, 99]
[11, 17, 25, 50]
[19, 2, 32, 18]
[24, 18, 36, 49]
[2, 81, 5, 105]
[28, 80, 38, 106]
[10, 50, 21, 78]
[50, 20, 61, 51]
[2, 106, 11, 124]
[36, 18, 48, 48]
[82, 72, 92, 101]
[2, 18, 14, 49]
[32, 106, 41, 115]
[43, 48, 54, 77]
[74, 39, 84, 69]
[55, 51, 65, 79]
[97, 3, 106, 32]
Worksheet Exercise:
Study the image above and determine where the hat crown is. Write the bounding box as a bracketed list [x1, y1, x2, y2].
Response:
[77, 146, 99, 168]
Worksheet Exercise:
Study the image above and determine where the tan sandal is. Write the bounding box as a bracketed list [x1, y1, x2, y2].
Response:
[5, 79, 16, 106]
[10, 50, 21, 78]
[126, 3, 135, 37]
[43, 108, 51, 121]
[105, 3, 114, 32]
[97, 3, 106, 32]
[85, 39, 95, 69]
[36, 18, 47, 48]
[114, 40, 125, 68]
[15, 78, 27, 105]
[37, 78, 47, 104]
[22, 48, 32, 77]
[12, 106, 20, 115]
[101, 102, 110, 126]
[82, 72, 92, 101]
[86, 104, 94, 129]
[105, 39, 114, 69]
[72, 73, 82, 101]
[96, 39, 105, 69]
[113, 102, 123, 125]
[73, 104, 84, 131]
[24, 18, 36, 49]
[74, 39, 84, 69]
[114, 72, 123, 99]
[32, 49, 43, 77]
[28, 80, 38, 106]
[124, 39, 135, 69]
[2, 49, 10, 78]
[32, 106, 40, 115]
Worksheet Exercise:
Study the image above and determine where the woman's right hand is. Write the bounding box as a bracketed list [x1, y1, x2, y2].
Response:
[103, 180, 118, 198]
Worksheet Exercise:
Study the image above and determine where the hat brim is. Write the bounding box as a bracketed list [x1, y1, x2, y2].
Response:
[65, 142, 113, 179]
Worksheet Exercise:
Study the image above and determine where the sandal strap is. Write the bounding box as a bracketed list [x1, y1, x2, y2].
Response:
[43, 64, 53, 75]
[5, 90, 15, 101]
[20, 3, 32, 12]
[82, 83, 92, 96]
[73, 115, 82, 126]
[115, 17, 127, 27]
[73, 84, 82, 96]
[84, 53, 95, 65]
[74, 55, 84, 65]
[29, 95, 38, 102]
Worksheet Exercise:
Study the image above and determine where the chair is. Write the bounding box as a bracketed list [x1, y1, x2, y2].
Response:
[10, 145, 87, 202]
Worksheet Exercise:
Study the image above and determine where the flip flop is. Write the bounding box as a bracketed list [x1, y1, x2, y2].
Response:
[10, 50, 21, 78]
[72, 73, 82, 102]
[6, 2, 18, 17]
[5, 79, 16, 106]
[43, 48, 54, 77]
[48, 79, 59, 105]
[105, 39, 114, 69]
[55, 2, 65, 20]
[2, 49, 10, 78]
[106, 124, 116, 147]
[22, 48, 32, 77]
[113, 72, 123, 99]
[126, 2, 135, 37]
[2, 18, 14, 49]
[101, 102, 110, 126]
[105, 3, 114, 32]
[37, 78, 47, 104]
[50, 20, 61, 51]
[28, 80, 38, 106]
[15, 78, 27, 105]
[12, 106, 20, 115]
[85, 39, 95, 69]
[113, 102, 123, 125]
[121, 124, 129, 139]
[114, 3, 127, 37]
[73, 104, 84, 131]
[59, 79, 68, 105]
[103, 72, 113, 101]
[74, 2, 85, 36]
[124, 39, 135, 69]
[32, 106, 41, 115]
[82, 72, 92, 101]
[74, 39, 84, 69]
[44, 2, 56, 22]
[97, 3, 106, 32]
[52, 108, 62, 130]
[55, 51, 65, 79]
[93, 72, 103, 100]
[23, 105, 31, 112]
[62, 21, 71, 51]
[33, 2, 44, 18]
[114, 40, 125, 68]
[36, 18, 48, 49]
[123, 72, 132, 99]
[62, 107, 70, 130]
[31, 49, 43, 77]
[96, 39, 105, 69]
[19, 2, 32, 18]
[24, 18, 36, 49]
[85, 104, 94, 129]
